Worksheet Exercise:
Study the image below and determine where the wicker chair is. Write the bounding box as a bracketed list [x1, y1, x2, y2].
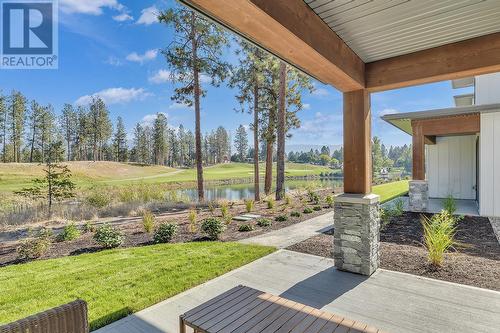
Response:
[0, 299, 89, 333]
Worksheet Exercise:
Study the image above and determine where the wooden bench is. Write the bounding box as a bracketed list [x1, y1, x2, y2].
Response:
[180, 285, 387, 333]
[0, 299, 89, 333]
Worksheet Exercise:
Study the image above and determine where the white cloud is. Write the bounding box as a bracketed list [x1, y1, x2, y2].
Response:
[303, 103, 311, 110]
[149, 69, 172, 84]
[293, 111, 343, 142]
[137, 6, 159, 25]
[169, 103, 193, 111]
[140, 112, 170, 127]
[113, 12, 133, 21]
[311, 87, 330, 97]
[126, 49, 158, 64]
[105, 55, 123, 66]
[60, 0, 125, 15]
[75, 87, 151, 105]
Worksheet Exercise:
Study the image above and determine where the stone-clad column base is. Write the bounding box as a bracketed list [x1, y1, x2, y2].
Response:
[333, 193, 380, 276]
[409, 180, 428, 212]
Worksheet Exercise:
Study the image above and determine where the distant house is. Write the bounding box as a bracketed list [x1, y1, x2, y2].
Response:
[382, 73, 500, 217]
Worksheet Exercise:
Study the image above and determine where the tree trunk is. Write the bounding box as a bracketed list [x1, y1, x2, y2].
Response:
[29, 122, 36, 163]
[276, 62, 287, 200]
[264, 140, 273, 195]
[253, 82, 260, 201]
[191, 12, 204, 201]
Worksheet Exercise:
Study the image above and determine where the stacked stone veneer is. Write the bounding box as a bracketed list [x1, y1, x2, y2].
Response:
[333, 194, 380, 276]
[409, 180, 428, 212]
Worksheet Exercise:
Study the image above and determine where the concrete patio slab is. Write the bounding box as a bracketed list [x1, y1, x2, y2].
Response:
[384, 197, 479, 216]
[95, 250, 500, 333]
[238, 211, 334, 248]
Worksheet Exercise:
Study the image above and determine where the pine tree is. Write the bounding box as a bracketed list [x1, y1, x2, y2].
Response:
[234, 124, 249, 162]
[9, 91, 27, 162]
[152, 113, 168, 165]
[0, 92, 6, 162]
[113, 116, 128, 162]
[159, 5, 231, 201]
[88, 97, 112, 161]
[27, 100, 42, 162]
[38, 105, 56, 162]
[276, 61, 287, 200]
[60, 104, 77, 161]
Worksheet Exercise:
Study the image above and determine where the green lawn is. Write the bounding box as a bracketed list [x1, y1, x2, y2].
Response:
[373, 180, 409, 203]
[0, 242, 275, 330]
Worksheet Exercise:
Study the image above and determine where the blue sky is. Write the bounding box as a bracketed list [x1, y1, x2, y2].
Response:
[1, 0, 474, 148]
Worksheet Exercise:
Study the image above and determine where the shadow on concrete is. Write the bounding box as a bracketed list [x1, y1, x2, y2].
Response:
[279, 267, 367, 309]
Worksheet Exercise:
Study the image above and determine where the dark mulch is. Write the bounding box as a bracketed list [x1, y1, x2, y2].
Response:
[0, 191, 334, 266]
[287, 212, 500, 291]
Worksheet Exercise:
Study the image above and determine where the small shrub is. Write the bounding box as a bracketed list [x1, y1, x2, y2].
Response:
[83, 221, 96, 233]
[56, 222, 80, 242]
[266, 198, 275, 209]
[307, 190, 320, 205]
[188, 209, 197, 232]
[224, 214, 233, 225]
[201, 217, 225, 240]
[93, 224, 124, 248]
[86, 192, 111, 208]
[422, 211, 457, 267]
[443, 195, 457, 215]
[257, 218, 271, 227]
[153, 223, 178, 243]
[313, 205, 322, 211]
[290, 211, 301, 218]
[284, 195, 292, 206]
[325, 195, 334, 208]
[35, 227, 53, 239]
[207, 201, 216, 214]
[142, 210, 155, 233]
[393, 198, 405, 216]
[17, 238, 51, 260]
[220, 201, 229, 218]
[275, 215, 288, 222]
[303, 207, 313, 214]
[380, 208, 390, 230]
[244, 199, 254, 213]
[238, 224, 254, 232]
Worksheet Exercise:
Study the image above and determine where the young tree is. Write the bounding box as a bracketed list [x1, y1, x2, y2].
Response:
[113, 116, 128, 162]
[60, 104, 77, 161]
[16, 141, 75, 218]
[159, 5, 231, 201]
[234, 124, 249, 162]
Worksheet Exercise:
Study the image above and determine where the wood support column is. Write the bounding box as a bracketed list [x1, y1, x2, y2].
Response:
[412, 121, 425, 180]
[343, 89, 371, 194]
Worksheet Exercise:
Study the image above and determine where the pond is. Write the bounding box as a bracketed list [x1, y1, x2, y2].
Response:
[177, 178, 344, 202]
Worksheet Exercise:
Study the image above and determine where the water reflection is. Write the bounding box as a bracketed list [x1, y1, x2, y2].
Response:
[177, 178, 344, 202]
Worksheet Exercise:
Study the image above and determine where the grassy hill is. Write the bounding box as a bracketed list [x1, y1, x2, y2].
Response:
[0, 161, 334, 193]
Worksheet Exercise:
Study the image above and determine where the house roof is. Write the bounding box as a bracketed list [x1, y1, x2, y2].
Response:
[382, 103, 500, 136]
[303, 0, 500, 62]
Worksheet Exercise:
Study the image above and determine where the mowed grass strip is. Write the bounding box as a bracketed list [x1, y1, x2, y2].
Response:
[0, 242, 275, 330]
[373, 180, 409, 203]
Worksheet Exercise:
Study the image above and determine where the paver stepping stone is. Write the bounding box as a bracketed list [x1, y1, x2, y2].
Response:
[233, 216, 253, 221]
[240, 214, 261, 219]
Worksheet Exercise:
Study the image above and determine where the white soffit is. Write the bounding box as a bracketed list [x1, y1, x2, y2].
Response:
[452, 77, 475, 89]
[454, 94, 475, 107]
[304, 0, 500, 62]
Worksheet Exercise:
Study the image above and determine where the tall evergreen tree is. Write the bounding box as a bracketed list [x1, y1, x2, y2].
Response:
[234, 124, 249, 162]
[159, 5, 231, 201]
[152, 113, 168, 165]
[60, 104, 77, 161]
[9, 91, 27, 162]
[113, 116, 128, 162]
[276, 61, 287, 200]
[0, 92, 6, 162]
[27, 100, 43, 162]
[88, 97, 112, 161]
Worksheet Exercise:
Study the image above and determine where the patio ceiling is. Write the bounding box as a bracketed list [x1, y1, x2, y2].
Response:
[182, 0, 500, 93]
[304, 0, 500, 63]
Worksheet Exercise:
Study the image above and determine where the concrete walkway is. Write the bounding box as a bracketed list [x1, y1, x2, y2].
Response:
[238, 211, 334, 248]
[383, 196, 479, 216]
[95, 250, 500, 333]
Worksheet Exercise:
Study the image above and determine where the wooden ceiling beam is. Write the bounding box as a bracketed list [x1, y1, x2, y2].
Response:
[366, 33, 500, 92]
[411, 114, 480, 137]
[180, 0, 365, 92]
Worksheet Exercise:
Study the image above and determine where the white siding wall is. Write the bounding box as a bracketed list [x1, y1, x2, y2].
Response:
[480, 112, 500, 217]
[427, 136, 476, 200]
[475, 73, 500, 105]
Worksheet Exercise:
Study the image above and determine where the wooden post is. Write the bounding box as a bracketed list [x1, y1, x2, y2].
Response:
[343, 89, 371, 194]
[412, 121, 425, 180]
[179, 317, 186, 333]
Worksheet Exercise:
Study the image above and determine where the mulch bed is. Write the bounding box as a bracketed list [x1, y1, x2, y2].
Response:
[0, 190, 334, 266]
[287, 212, 500, 291]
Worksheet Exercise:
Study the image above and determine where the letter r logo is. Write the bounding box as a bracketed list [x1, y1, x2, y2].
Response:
[2, 2, 53, 54]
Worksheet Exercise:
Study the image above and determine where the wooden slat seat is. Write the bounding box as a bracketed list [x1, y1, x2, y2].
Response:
[180, 286, 387, 333]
